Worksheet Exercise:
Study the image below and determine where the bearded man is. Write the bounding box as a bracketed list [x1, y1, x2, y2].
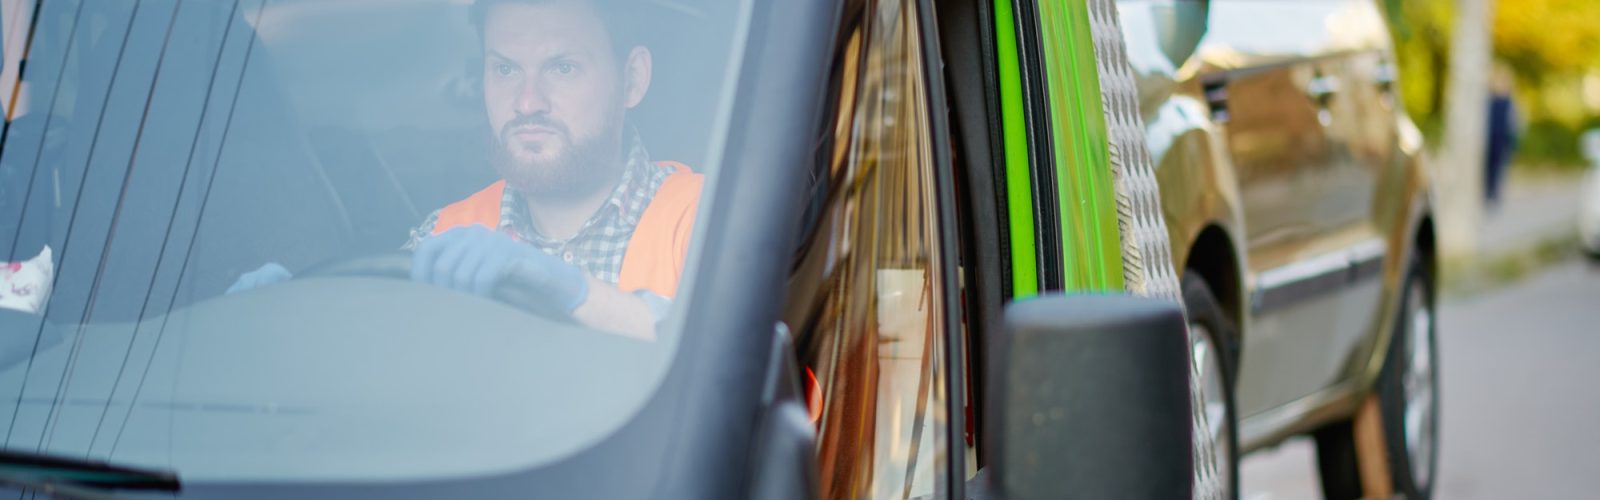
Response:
[232, 0, 700, 339]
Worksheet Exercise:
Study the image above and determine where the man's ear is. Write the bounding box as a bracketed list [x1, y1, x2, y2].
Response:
[623, 46, 652, 109]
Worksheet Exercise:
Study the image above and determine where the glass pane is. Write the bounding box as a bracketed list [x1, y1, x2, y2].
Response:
[787, 0, 951, 498]
[0, 0, 749, 485]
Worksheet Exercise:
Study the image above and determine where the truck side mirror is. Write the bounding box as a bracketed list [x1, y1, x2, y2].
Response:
[1152, 0, 1210, 68]
[986, 293, 1193, 499]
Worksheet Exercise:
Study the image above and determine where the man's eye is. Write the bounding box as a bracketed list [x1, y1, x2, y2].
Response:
[493, 63, 516, 77]
[554, 62, 576, 75]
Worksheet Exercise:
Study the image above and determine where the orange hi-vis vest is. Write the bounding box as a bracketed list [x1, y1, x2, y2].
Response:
[431, 161, 702, 298]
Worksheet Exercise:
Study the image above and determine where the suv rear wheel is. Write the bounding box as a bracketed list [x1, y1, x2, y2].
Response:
[1314, 256, 1439, 499]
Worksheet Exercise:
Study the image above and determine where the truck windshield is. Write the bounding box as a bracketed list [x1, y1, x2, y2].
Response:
[0, 0, 746, 485]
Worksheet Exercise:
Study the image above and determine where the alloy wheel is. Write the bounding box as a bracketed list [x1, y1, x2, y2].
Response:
[1190, 322, 1232, 499]
[1402, 280, 1438, 491]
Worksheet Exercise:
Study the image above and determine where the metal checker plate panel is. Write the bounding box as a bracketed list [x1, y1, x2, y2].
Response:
[1082, 0, 1218, 498]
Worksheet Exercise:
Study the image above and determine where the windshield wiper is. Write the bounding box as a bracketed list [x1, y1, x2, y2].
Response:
[0, 449, 180, 499]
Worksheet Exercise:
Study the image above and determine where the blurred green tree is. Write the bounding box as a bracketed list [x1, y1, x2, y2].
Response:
[1494, 0, 1600, 86]
[1386, 0, 1600, 165]
[1495, 0, 1600, 166]
[1384, 0, 1454, 144]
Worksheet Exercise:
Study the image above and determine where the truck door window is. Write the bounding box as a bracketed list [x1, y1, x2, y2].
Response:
[782, 0, 953, 498]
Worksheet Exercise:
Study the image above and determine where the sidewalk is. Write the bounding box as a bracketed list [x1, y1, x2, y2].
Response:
[1480, 171, 1583, 257]
[1443, 168, 1587, 295]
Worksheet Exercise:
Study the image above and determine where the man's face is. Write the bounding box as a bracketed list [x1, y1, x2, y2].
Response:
[482, 1, 635, 197]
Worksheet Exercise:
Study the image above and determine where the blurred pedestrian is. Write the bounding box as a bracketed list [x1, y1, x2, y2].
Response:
[1485, 65, 1520, 210]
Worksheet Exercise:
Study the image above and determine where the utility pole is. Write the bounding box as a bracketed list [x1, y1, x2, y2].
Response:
[1437, 0, 1496, 260]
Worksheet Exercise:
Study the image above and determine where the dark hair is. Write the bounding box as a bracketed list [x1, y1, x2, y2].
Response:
[469, 0, 641, 62]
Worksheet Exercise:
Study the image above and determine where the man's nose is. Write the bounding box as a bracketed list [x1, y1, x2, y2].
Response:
[513, 80, 549, 116]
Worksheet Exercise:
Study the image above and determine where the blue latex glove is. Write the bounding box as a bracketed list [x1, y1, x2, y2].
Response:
[226, 262, 293, 294]
[410, 225, 589, 314]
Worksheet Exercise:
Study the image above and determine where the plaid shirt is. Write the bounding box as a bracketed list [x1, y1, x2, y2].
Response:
[406, 132, 672, 285]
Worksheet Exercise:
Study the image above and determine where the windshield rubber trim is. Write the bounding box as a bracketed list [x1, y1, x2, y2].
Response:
[1010, 0, 1065, 292]
[934, 0, 1009, 469]
[913, 0, 967, 496]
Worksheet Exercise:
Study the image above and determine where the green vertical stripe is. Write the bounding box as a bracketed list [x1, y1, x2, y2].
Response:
[994, 0, 1038, 298]
[1036, 0, 1124, 292]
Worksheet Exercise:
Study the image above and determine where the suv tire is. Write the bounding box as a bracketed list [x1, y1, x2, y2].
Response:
[1314, 255, 1439, 499]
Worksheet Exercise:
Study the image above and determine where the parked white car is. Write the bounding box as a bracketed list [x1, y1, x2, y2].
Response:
[1581, 130, 1600, 257]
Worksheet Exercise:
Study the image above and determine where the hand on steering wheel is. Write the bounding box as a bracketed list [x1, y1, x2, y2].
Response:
[226, 262, 293, 294]
[410, 225, 590, 314]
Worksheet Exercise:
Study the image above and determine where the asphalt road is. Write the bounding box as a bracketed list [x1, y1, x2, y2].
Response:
[1240, 258, 1600, 499]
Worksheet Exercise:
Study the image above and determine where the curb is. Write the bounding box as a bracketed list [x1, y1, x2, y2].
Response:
[1440, 228, 1584, 299]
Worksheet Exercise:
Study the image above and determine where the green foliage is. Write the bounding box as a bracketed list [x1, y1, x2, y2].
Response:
[1516, 118, 1600, 169]
[1493, 0, 1600, 167]
[1384, 0, 1453, 145]
[1494, 0, 1600, 85]
[1384, 0, 1600, 160]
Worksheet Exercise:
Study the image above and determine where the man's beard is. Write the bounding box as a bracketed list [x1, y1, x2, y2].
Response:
[491, 112, 624, 201]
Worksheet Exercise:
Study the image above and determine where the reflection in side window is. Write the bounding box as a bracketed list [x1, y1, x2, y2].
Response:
[784, 0, 951, 498]
[0, 0, 34, 121]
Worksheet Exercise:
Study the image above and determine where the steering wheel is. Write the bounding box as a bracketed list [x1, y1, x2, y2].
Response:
[298, 250, 412, 280]
[297, 251, 574, 322]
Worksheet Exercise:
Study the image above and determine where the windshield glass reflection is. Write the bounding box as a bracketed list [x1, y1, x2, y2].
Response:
[0, 0, 745, 483]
